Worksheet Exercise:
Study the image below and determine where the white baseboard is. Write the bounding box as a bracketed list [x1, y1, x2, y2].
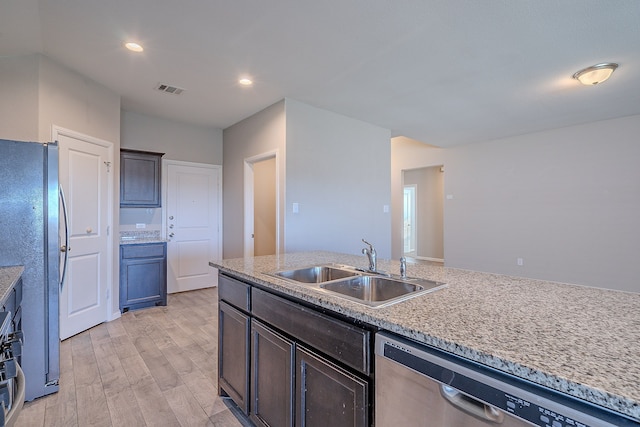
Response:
[414, 256, 444, 263]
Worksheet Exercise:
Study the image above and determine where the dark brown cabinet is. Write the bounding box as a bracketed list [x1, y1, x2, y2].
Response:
[120, 149, 164, 207]
[296, 346, 368, 427]
[119, 243, 167, 312]
[218, 272, 371, 427]
[219, 300, 250, 415]
[251, 320, 294, 427]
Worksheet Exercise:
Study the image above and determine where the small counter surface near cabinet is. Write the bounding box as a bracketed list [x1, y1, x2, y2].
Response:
[209, 251, 640, 423]
[120, 231, 168, 246]
[0, 266, 24, 302]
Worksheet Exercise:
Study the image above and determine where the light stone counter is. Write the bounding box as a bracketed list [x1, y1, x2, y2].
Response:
[0, 266, 23, 304]
[210, 251, 640, 422]
[119, 230, 167, 245]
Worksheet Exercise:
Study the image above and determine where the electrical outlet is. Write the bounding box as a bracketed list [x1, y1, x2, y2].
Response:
[136, 223, 146, 229]
[517, 257, 524, 266]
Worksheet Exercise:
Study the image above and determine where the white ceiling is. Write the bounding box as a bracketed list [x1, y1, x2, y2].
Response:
[2, 0, 639, 147]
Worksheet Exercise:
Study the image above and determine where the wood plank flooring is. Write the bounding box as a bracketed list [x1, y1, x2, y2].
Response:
[16, 287, 252, 427]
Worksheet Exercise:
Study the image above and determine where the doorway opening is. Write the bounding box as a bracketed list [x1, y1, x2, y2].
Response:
[402, 165, 444, 263]
[244, 151, 279, 257]
[403, 185, 416, 256]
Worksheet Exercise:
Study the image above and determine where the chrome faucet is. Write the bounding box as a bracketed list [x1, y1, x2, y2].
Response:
[400, 257, 407, 278]
[362, 239, 377, 272]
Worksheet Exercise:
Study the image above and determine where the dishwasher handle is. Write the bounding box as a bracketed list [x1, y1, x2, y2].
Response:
[441, 385, 505, 424]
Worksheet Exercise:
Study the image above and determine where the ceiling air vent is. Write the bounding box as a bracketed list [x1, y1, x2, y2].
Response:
[155, 83, 185, 95]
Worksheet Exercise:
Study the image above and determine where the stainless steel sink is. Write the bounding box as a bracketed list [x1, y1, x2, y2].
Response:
[271, 264, 446, 307]
[273, 265, 359, 283]
[320, 275, 446, 307]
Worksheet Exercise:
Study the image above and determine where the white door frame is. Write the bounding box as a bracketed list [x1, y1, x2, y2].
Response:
[52, 125, 116, 322]
[162, 159, 223, 259]
[244, 151, 280, 258]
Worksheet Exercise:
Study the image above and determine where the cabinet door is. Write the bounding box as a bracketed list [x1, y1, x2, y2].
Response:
[218, 301, 250, 415]
[295, 346, 368, 427]
[119, 245, 167, 311]
[251, 320, 294, 427]
[120, 150, 162, 207]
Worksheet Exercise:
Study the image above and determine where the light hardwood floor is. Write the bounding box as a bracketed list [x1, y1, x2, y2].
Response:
[16, 287, 251, 427]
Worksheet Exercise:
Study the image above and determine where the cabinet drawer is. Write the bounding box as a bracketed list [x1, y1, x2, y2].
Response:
[219, 274, 251, 312]
[252, 288, 370, 375]
[121, 243, 166, 259]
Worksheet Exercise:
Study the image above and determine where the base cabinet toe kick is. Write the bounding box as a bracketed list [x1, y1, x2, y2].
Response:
[217, 273, 371, 427]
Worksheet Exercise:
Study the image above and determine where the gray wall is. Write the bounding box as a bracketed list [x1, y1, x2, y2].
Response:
[0, 55, 39, 141]
[392, 118, 640, 293]
[38, 58, 121, 144]
[0, 54, 120, 145]
[285, 99, 392, 258]
[121, 110, 223, 163]
[444, 115, 640, 292]
[223, 100, 286, 258]
[222, 99, 391, 259]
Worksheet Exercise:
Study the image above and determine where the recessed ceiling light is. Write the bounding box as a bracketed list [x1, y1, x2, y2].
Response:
[125, 42, 144, 53]
[572, 63, 618, 86]
[239, 77, 253, 86]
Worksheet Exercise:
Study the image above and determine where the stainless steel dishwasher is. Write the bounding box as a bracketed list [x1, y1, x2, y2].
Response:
[375, 332, 637, 427]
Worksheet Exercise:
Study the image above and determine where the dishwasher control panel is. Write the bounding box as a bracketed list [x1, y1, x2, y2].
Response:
[505, 393, 591, 427]
[375, 332, 637, 427]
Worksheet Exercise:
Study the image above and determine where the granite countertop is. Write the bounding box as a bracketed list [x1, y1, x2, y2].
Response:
[209, 251, 640, 422]
[0, 266, 24, 303]
[119, 230, 167, 245]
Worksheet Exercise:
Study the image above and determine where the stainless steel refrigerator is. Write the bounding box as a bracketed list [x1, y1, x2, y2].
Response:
[0, 139, 60, 401]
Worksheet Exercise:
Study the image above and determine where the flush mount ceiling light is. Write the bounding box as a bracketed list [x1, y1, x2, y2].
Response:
[238, 77, 253, 86]
[572, 63, 618, 86]
[124, 42, 144, 52]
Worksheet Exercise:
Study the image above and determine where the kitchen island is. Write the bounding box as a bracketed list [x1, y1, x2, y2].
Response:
[210, 251, 640, 423]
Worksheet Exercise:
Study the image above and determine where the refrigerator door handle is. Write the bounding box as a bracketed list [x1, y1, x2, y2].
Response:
[59, 186, 70, 290]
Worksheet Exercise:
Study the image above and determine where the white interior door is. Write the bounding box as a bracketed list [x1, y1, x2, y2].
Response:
[165, 161, 221, 293]
[57, 130, 112, 340]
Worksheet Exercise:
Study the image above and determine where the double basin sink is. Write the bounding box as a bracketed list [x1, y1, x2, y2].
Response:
[271, 264, 446, 308]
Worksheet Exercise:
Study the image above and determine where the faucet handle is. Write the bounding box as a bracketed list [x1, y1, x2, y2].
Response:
[362, 238, 375, 253]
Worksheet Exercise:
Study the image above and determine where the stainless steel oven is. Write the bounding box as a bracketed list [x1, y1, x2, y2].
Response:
[375, 332, 637, 427]
[0, 311, 25, 426]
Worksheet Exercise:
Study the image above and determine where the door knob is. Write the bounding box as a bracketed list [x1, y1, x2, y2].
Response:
[169, 232, 175, 238]
[169, 224, 174, 229]
[169, 215, 174, 220]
